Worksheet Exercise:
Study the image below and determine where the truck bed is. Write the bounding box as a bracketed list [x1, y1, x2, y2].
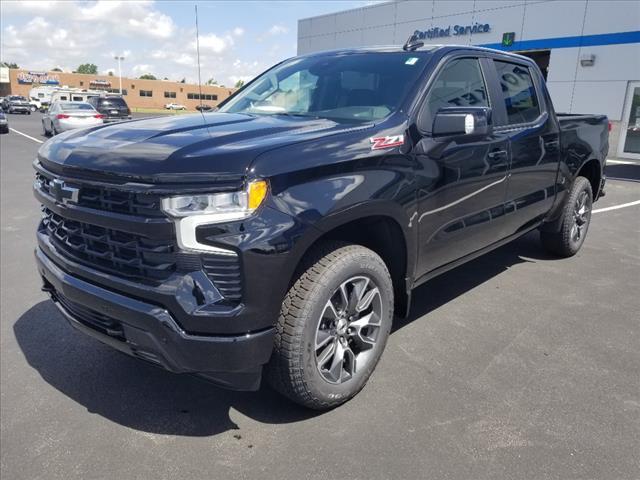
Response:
[557, 113, 609, 167]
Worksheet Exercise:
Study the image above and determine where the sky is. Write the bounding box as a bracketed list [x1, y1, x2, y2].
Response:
[0, 0, 379, 86]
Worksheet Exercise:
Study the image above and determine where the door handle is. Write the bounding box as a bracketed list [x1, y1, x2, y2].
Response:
[487, 149, 508, 163]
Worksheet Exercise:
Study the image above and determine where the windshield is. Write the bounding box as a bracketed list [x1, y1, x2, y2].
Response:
[219, 52, 429, 122]
[100, 98, 127, 107]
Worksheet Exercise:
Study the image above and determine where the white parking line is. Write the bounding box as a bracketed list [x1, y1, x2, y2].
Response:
[593, 200, 640, 213]
[9, 128, 43, 144]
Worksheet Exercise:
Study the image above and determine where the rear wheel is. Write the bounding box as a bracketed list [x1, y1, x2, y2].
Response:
[540, 176, 593, 257]
[42, 120, 49, 136]
[266, 242, 394, 410]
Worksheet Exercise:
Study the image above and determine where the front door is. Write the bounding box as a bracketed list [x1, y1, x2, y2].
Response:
[414, 56, 511, 277]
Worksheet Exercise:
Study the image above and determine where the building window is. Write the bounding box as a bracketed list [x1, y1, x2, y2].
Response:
[186, 93, 218, 101]
[164, 91, 176, 98]
[79, 81, 84, 86]
[139, 90, 153, 97]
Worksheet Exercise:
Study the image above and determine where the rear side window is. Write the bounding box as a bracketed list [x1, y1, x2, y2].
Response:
[421, 58, 488, 130]
[494, 61, 540, 124]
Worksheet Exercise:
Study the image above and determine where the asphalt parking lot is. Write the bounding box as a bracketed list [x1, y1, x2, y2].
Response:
[1, 112, 639, 480]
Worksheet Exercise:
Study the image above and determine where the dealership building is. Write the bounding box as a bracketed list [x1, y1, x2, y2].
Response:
[298, 0, 640, 159]
[0, 69, 235, 111]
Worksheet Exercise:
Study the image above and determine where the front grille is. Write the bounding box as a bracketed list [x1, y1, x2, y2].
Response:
[36, 172, 165, 217]
[54, 291, 125, 340]
[202, 254, 242, 301]
[41, 207, 176, 282]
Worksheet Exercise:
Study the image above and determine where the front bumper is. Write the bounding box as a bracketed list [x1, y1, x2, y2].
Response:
[36, 247, 275, 390]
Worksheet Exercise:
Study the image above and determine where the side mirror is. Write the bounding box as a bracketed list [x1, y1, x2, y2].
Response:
[433, 107, 492, 137]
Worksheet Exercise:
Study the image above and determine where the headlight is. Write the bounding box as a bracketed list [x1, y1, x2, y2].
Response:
[161, 179, 268, 253]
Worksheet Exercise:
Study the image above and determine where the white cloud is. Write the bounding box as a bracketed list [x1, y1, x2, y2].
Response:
[0, 1, 294, 86]
[194, 33, 232, 55]
[268, 24, 289, 36]
[132, 64, 153, 75]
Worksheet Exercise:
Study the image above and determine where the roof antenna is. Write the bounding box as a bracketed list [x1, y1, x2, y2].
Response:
[195, 4, 204, 113]
[403, 32, 424, 52]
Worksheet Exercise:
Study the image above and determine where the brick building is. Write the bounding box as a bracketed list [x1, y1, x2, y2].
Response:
[0, 69, 236, 110]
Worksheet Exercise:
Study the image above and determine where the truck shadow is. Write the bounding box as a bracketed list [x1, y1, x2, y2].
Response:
[14, 231, 551, 436]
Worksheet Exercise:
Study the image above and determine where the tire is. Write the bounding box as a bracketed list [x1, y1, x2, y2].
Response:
[540, 176, 593, 257]
[266, 242, 394, 410]
[30, 105, 37, 112]
[27, 111, 31, 115]
[52, 124, 58, 136]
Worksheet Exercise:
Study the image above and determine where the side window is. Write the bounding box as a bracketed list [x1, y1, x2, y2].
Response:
[421, 58, 488, 130]
[494, 61, 540, 124]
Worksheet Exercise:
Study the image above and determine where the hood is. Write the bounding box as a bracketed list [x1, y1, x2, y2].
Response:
[37, 112, 369, 184]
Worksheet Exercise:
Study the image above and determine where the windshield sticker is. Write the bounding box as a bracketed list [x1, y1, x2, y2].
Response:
[370, 135, 405, 150]
[405, 57, 419, 65]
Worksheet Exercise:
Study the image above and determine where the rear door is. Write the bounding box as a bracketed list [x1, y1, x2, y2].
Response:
[414, 55, 511, 277]
[490, 58, 560, 235]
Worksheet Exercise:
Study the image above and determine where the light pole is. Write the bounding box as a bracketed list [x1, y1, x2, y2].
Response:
[114, 55, 125, 94]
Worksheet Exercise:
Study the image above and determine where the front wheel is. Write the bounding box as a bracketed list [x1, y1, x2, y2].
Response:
[266, 242, 394, 410]
[540, 176, 593, 257]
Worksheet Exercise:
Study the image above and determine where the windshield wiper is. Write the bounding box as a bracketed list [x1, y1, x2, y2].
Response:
[271, 112, 321, 119]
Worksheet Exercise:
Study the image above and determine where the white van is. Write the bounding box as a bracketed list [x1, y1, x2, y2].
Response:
[50, 89, 102, 104]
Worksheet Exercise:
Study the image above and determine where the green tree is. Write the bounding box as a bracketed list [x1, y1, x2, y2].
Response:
[4, 62, 19, 69]
[75, 63, 98, 74]
[205, 78, 218, 85]
[139, 74, 157, 80]
[234, 79, 245, 88]
[51, 67, 62, 72]
[179, 78, 186, 83]
[108, 71, 114, 76]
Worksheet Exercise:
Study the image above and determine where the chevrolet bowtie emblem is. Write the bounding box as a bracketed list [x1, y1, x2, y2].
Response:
[51, 179, 79, 205]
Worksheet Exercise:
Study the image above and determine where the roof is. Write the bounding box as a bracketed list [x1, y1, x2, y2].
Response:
[300, 44, 532, 60]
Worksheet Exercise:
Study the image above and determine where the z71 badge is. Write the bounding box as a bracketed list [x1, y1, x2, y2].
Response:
[370, 135, 405, 150]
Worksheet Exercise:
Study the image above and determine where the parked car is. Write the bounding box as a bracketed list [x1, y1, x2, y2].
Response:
[86, 95, 131, 123]
[33, 45, 608, 409]
[0, 109, 8, 134]
[41, 101, 104, 135]
[195, 104, 213, 112]
[28, 98, 42, 112]
[3, 95, 31, 114]
[165, 103, 186, 110]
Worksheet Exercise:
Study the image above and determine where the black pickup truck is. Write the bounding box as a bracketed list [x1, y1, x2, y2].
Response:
[33, 45, 608, 409]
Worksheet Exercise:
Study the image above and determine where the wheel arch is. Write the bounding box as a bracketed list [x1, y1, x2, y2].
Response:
[576, 158, 603, 199]
[286, 207, 416, 318]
